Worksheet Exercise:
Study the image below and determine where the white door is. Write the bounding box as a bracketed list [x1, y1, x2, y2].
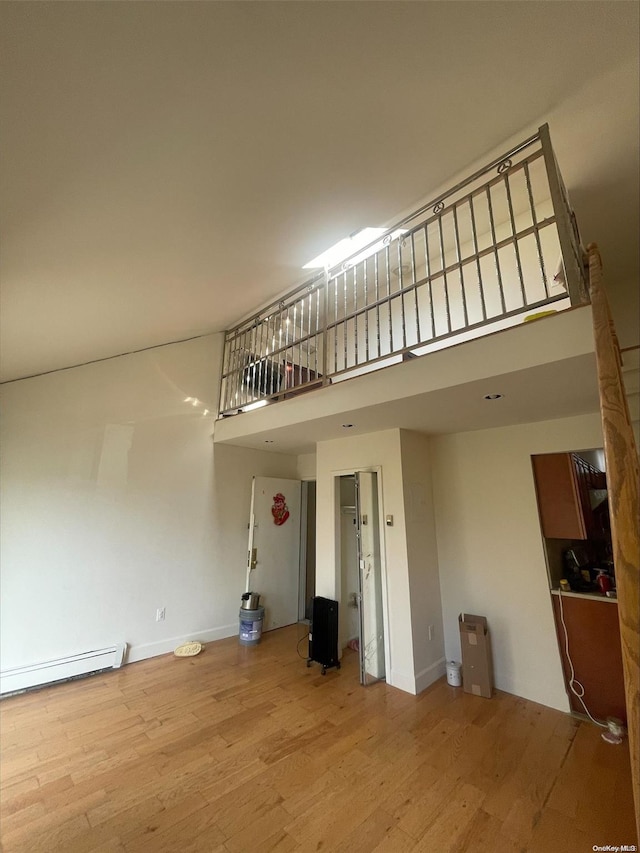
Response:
[247, 476, 301, 632]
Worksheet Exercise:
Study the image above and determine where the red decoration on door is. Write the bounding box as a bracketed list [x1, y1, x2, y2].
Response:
[271, 493, 290, 526]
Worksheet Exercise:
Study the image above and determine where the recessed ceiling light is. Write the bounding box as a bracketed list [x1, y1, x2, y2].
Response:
[483, 393, 504, 400]
[342, 423, 354, 428]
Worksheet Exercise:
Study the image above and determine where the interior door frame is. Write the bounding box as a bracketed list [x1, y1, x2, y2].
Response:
[332, 466, 391, 682]
[245, 477, 257, 593]
[298, 480, 311, 620]
[246, 475, 302, 632]
[355, 470, 386, 686]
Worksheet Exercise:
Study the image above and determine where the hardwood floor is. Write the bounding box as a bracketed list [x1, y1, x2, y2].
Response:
[1, 624, 636, 852]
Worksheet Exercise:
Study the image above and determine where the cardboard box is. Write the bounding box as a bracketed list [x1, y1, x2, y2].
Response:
[459, 613, 493, 698]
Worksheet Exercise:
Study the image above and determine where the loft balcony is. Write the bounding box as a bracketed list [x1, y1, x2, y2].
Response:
[216, 125, 591, 443]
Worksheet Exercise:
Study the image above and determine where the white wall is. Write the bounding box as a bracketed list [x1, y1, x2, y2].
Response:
[0, 335, 298, 677]
[399, 430, 446, 692]
[430, 411, 604, 711]
[296, 452, 317, 480]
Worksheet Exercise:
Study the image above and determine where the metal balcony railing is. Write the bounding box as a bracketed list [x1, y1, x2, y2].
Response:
[219, 124, 588, 416]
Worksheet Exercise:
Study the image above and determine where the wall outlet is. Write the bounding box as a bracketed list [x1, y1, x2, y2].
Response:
[428, 624, 434, 641]
[156, 607, 166, 622]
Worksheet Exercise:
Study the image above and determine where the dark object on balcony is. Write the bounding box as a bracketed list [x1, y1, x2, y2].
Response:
[242, 355, 283, 396]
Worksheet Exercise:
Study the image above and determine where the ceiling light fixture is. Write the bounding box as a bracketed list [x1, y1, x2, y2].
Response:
[342, 423, 354, 428]
[483, 393, 504, 400]
[303, 227, 406, 270]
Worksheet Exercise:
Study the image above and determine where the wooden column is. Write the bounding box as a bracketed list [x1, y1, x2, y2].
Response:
[588, 243, 640, 839]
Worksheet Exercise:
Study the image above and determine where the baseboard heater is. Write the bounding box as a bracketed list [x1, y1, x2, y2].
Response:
[0, 643, 127, 696]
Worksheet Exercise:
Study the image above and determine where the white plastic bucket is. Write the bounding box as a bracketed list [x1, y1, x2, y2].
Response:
[239, 606, 264, 646]
[446, 660, 462, 687]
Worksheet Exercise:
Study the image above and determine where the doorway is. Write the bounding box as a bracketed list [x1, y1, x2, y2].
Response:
[246, 476, 301, 632]
[337, 472, 386, 685]
[298, 480, 316, 621]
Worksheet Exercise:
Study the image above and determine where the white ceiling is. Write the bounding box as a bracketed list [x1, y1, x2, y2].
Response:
[1, 2, 638, 383]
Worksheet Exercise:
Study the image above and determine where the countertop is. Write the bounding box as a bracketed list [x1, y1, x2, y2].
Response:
[550, 588, 618, 603]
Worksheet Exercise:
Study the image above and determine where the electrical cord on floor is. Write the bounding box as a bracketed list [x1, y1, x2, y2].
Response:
[557, 590, 607, 728]
[296, 627, 310, 660]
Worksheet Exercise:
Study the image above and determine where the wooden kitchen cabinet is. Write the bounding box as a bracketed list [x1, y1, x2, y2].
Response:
[551, 593, 626, 721]
[532, 452, 606, 540]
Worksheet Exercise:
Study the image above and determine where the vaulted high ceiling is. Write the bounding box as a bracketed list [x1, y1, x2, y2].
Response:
[1, 1, 638, 382]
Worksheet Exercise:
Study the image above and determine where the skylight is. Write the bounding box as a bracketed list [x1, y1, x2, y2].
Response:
[303, 227, 405, 270]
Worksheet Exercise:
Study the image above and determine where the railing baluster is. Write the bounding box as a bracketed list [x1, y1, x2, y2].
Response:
[299, 296, 305, 386]
[410, 231, 420, 344]
[291, 304, 296, 389]
[353, 265, 359, 365]
[343, 271, 348, 370]
[332, 274, 338, 374]
[265, 313, 273, 398]
[437, 214, 452, 333]
[397, 238, 407, 349]
[364, 259, 369, 363]
[385, 243, 393, 351]
[304, 291, 310, 384]
[424, 224, 435, 339]
[249, 324, 258, 405]
[252, 319, 259, 401]
[503, 171, 528, 307]
[524, 160, 550, 299]
[232, 333, 241, 409]
[486, 187, 507, 315]
[315, 286, 320, 380]
[468, 197, 487, 322]
[245, 327, 254, 406]
[221, 335, 229, 412]
[452, 204, 469, 328]
[374, 251, 381, 358]
[237, 328, 245, 408]
[292, 299, 304, 386]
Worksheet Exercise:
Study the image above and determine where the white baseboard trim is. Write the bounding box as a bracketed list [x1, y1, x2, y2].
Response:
[126, 623, 238, 664]
[414, 657, 446, 694]
[1, 624, 241, 694]
[388, 657, 446, 696]
[1, 643, 127, 695]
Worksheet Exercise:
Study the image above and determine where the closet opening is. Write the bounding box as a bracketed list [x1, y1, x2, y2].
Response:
[337, 472, 386, 686]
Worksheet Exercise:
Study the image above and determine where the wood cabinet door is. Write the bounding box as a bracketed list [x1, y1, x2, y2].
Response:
[532, 453, 587, 539]
[551, 595, 626, 721]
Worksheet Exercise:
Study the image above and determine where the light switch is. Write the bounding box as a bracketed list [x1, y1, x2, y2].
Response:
[386, 515, 393, 526]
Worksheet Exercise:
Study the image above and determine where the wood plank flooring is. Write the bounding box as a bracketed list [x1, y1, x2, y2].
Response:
[1, 624, 637, 852]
